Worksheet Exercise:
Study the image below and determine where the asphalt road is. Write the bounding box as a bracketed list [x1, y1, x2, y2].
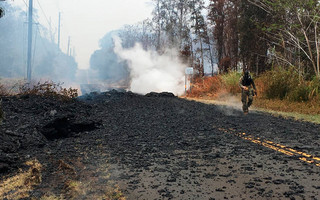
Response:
[0, 91, 319, 199]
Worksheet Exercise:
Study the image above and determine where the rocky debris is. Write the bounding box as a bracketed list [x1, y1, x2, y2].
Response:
[145, 92, 176, 98]
[0, 90, 319, 199]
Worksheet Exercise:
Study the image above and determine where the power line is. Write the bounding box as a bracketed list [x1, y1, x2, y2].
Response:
[36, 0, 54, 28]
[21, 0, 28, 7]
[21, 0, 40, 25]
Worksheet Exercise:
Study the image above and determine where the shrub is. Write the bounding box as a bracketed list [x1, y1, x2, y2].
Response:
[0, 79, 10, 96]
[18, 81, 78, 100]
[309, 76, 320, 99]
[221, 71, 242, 94]
[287, 83, 311, 102]
[262, 67, 300, 100]
[187, 76, 223, 97]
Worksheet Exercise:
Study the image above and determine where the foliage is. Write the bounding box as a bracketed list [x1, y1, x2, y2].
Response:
[188, 67, 320, 103]
[18, 81, 78, 100]
[221, 71, 242, 94]
[238, 0, 270, 74]
[309, 76, 320, 99]
[256, 67, 320, 102]
[187, 76, 223, 97]
[253, 0, 320, 78]
[259, 67, 300, 100]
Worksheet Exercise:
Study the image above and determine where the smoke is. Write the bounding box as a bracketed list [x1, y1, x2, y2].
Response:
[0, 3, 77, 84]
[215, 93, 243, 116]
[113, 37, 186, 96]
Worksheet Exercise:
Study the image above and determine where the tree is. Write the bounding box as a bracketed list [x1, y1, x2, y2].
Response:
[239, 0, 270, 74]
[208, 0, 239, 73]
[208, 0, 226, 72]
[249, 0, 320, 78]
[189, 0, 207, 76]
[152, 0, 193, 51]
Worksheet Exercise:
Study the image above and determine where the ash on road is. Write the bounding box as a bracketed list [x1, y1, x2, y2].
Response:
[0, 90, 320, 199]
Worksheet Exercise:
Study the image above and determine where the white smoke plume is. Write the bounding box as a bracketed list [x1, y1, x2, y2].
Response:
[113, 37, 186, 96]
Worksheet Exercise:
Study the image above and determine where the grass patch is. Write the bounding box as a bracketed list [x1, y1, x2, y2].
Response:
[186, 68, 320, 124]
[220, 71, 242, 94]
[0, 78, 78, 100]
[187, 76, 224, 98]
[185, 97, 320, 124]
[0, 159, 42, 200]
[254, 98, 320, 115]
[19, 81, 78, 100]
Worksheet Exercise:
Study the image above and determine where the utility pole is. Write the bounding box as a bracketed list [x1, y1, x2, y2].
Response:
[58, 12, 61, 50]
[27, 0, 33, 82]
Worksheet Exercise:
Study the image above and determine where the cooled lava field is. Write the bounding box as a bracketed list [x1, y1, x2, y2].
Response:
[0, 90, 320, 199]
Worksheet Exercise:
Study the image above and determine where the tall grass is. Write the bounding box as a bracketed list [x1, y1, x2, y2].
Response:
[187, 76, 223, 97]
[256, 67, 320, 102]
[220, 71, 242, 94]
[187, 71, 242, 97]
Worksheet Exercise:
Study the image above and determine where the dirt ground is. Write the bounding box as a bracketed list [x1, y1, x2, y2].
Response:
[0, 90, 319, 199]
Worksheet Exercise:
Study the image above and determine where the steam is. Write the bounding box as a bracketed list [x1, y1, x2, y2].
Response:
[113, 37, 186, 96]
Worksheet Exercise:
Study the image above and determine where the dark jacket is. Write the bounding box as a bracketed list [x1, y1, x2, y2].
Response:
[239, 75, 256, 90]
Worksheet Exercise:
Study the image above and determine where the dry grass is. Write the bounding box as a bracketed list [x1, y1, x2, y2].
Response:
[18, 81, 78, 100]
[187, 76, 224, 98]
[186, 73, 320, 123]
[0, 78, 78, 100]
[0, 78, 26, 96]
[254, 97, 320, 115]
[0, 159, 42, 200]
[0, 157, 126, 200]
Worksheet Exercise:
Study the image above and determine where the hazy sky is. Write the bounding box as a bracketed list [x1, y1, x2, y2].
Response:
[12, 0, 153, 69]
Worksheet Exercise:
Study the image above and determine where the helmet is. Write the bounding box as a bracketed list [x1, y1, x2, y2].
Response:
[244, 70, 249, 79]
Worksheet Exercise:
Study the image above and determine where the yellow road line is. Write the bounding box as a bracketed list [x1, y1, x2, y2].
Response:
[218, 127, 320, 167]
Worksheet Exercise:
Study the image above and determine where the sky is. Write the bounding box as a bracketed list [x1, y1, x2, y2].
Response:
[12, 0, 153, 69]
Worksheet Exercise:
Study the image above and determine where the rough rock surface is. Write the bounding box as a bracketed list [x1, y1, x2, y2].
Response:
[0, 90, 319, 199]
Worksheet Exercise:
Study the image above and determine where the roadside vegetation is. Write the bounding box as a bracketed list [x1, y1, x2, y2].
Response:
[0, 79, 78, 127]
[186, 67, 320, 122]
[0, 80, 78, 99]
